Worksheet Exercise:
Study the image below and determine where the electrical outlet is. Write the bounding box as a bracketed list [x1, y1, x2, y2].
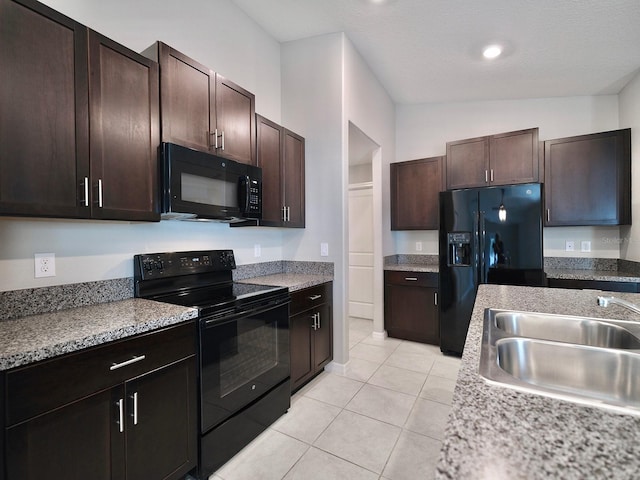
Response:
[415, 241, 423, 252]
[34, 253, 56, 278]
[320, 243, 329, 257]
[565, 241, 575, 252]
[581, 241, 591, 252]
[254, 244, 261, 258]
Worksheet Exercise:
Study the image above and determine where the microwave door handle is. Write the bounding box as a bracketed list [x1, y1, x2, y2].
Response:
[244, 175, 251, 213]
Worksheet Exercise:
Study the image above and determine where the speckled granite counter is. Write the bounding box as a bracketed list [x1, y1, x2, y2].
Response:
[238, 273, 332, 292]
[0, 299, 197, 371]
[436, 284, 640, 480]
[546, 268, 640, 283]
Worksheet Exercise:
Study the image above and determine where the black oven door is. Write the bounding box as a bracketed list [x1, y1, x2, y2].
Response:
[199, 300, 290, 433]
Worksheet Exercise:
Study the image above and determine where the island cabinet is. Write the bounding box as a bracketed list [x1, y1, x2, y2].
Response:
[0, 0, 160, 221]
[255, 115, 305, 227]
[446, 128, 539, 190]
[391, 156, 444, 230]
[384, 271, 439, 344]
[547, 278, 640, 293]
[544, 128, 631, 226]
[143, 41, 256, 166]
[290, 282, 333, 391]
[3, 322, 198, 480]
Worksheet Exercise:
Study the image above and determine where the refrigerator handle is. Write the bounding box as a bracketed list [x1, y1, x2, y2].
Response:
[479, 211, 486, 283]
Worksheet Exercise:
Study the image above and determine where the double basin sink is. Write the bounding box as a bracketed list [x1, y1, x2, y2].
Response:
[479, 308, 640, 415]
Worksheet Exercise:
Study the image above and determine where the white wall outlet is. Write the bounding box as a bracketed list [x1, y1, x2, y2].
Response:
[34, 253, 56, 278]
[581, 241, 591, 252]
[565, 241, 575, 252]
[320, 242, 329, 257]
[415, 241, 423, 252]
[254, 244, 261, 258]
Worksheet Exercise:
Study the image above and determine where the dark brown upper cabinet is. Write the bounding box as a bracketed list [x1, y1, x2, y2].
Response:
[391, 156, 445, 230]
[143, 42, 256, 166]
[446, 128, 539, 190]
[0, 0, 159, 221]
[255, 114, 305, 227]
[544, 128, 631, 226]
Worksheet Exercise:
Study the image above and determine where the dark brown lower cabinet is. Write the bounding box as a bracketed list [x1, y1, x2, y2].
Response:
[384, 271, 439, 344]
[290, 282, 333, 392]
[3, 322, 197, 480]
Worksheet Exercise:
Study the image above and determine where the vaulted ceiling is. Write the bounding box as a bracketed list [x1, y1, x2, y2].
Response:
[231, 0, 640, 105]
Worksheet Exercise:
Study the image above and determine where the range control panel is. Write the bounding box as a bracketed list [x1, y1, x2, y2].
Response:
[134, 249, 236, 280]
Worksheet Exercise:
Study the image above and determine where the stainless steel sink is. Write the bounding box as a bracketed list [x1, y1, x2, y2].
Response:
[479, 308, 640, 415]
[492, 310, 640, 349]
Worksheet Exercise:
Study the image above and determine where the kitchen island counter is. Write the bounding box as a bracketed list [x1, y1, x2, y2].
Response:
[0, 298, 197, 371]
[437, 284, 640, 479]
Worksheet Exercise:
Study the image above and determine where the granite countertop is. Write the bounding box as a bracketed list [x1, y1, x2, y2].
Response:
[436, 284, 640, 479]
[384, 264, 439, 273]
[238, 273, 333, 292]
[0, 299, 197, 371]
[545, 268, 640, 283]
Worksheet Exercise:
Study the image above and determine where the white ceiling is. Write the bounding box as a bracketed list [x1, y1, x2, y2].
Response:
[231, 0, 640, 105]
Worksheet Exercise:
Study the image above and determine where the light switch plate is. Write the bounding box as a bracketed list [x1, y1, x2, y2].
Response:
[320, 243, 329, 257]
[415, 241, 423, 252]
[581, 241, 591, 252]
[565, 241, 575, 252]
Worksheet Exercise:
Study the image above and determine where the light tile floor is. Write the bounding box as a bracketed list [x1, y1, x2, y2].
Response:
[211, 317, 461, 480]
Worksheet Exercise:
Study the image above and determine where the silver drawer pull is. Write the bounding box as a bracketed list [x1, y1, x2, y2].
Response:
[132, 392, 138, 425]
[404, 277, 418, 281]
[309, 294, 322, 301]
[110, 355, 146, 371]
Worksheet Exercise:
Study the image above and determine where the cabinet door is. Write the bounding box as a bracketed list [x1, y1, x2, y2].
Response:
[391, 156, 443, 230]
[88, 31, 159, 221]
[385, 282, 439, 345]
[6, 387, 124, 480]
[159, 43, 215, 152]
[544, 129, 631, 226]
[0, 0, 90, 218]
[489, 128, 539, 185]
[215, 74, 256, 165]
[283, 128, 305, 227]
[313, 303, 333, 370]
[125, 356, 197, 480]
[256, 114, 284, 226]
[446, 136, 489, 189]
[290, 309, 314, 391]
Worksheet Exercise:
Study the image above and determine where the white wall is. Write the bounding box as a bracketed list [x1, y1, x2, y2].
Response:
[395, 95, 621, 258]
[1, 0, 284, 292]
[619, 71, 640, 262]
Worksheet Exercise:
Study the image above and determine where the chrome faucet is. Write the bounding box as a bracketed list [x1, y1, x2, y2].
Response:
[596, 296, 640, 315]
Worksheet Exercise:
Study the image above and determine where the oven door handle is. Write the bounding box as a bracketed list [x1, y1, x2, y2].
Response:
[203, 298, 290, 327]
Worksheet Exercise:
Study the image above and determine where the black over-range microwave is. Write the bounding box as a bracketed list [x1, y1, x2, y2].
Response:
[160, 142, 262, 222]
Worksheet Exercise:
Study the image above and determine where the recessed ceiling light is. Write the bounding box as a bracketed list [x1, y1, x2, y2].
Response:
[483, 45, 503, 59]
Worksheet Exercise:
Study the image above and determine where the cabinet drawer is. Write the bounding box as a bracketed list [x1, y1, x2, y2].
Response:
[290, 282, 332, 316]
[385, 271, 438, 288]
[6, 321, 196, 426]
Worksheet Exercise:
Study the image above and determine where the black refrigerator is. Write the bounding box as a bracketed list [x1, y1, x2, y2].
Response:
[439, 183, 545, 355]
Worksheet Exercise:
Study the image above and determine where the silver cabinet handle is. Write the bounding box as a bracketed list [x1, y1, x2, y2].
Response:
[404, 277, 418, 281]
[434, 292, 438, 306]
[282, 206, 287, 222]
[546, 209, 550, 222]
[132, 392, 138, 425]
[210, 131, 216, 149]
[311, 313, 318, 330]
[490, 169, 494, 182]
[221, 130, 225, 151]
[96, 179, 103, 208]
[485, 170, 488, 183]
[316, 312, 321, 329]
[82, 177, 89, 207]
[110, 355, 146, 371]
[117, 398, 124, 433]
[309, 294, 322, 301]
[214, 128, 219, 149]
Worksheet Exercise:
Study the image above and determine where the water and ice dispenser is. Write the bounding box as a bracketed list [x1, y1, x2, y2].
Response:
[447, 232, 471, 266]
